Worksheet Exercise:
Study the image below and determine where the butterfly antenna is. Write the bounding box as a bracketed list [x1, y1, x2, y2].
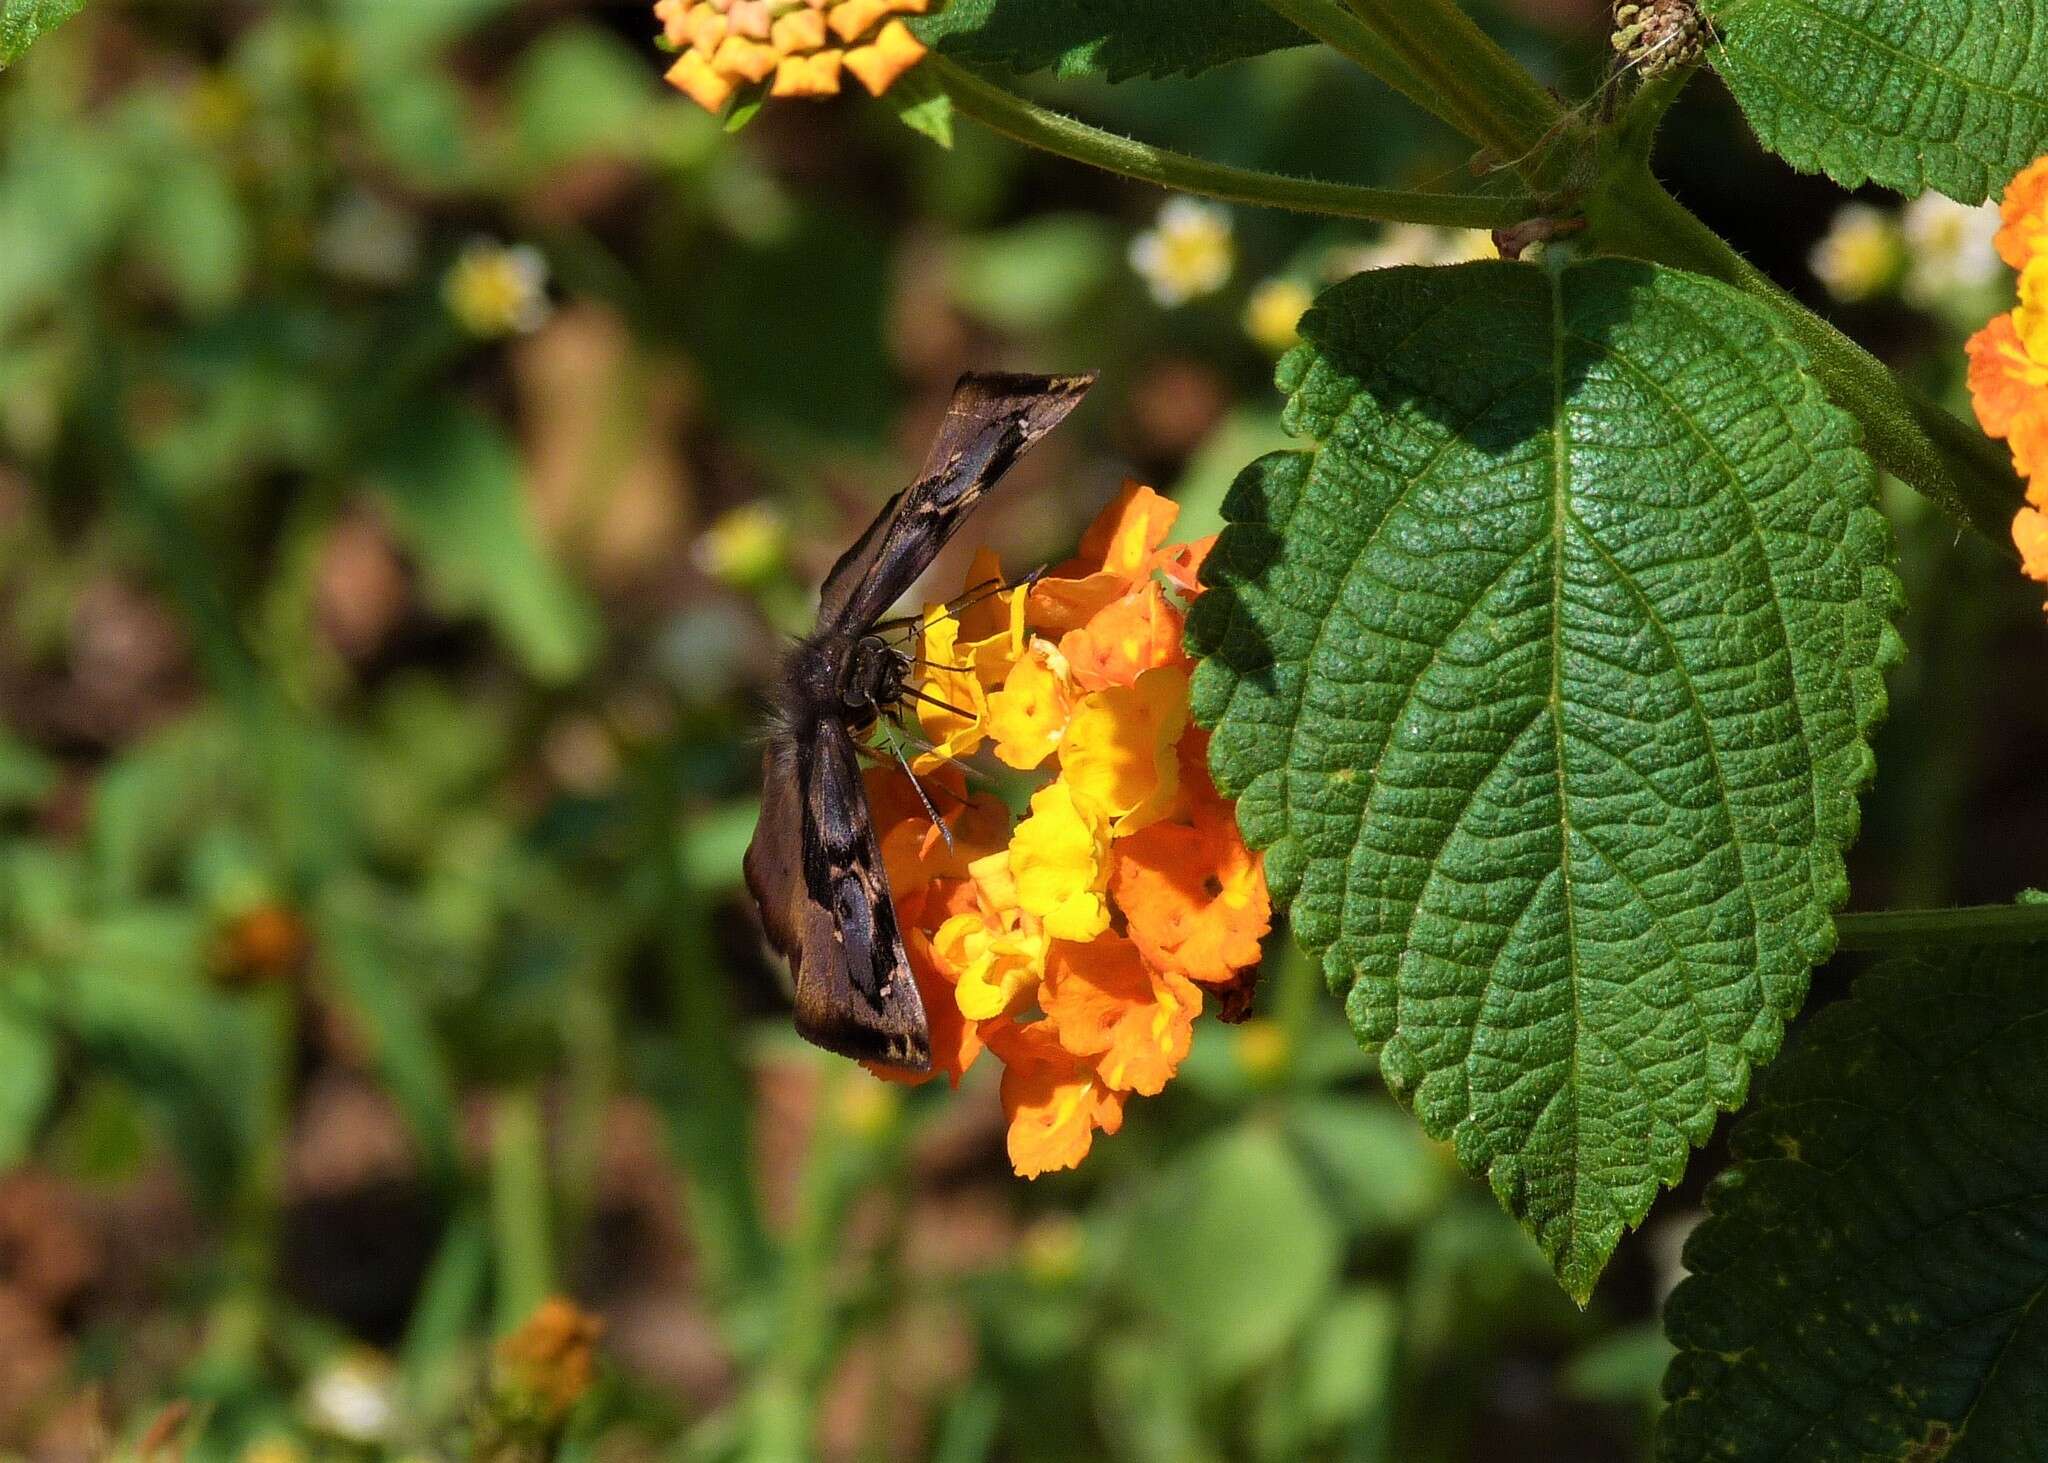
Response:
[893, 745, 957, 853]
[875, 575, 1015, 642]
[907, 687, 979, 722]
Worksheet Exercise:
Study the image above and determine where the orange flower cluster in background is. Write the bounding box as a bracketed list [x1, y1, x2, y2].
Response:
[654, 0, 928, 113]
[1967, 156, 2048, 587]
[865, 483, 1270, 1178]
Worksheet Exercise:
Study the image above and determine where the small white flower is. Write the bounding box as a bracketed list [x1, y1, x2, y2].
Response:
[1129, 198, 1235, 307]
[1900, 192, 2004, 306]
[442, 238, 551, 338]
[303, 1351, 400, 1443]
[1809, 204, 1904, 303]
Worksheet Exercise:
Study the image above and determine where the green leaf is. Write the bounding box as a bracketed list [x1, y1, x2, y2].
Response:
[1189, 259, 1901, 1300]
[1705, 0, 2048, 201]
[367, 399, 600, 682]
[1659, 943, 2048, 1461]
[883, 65, 955, 147]
[0, 1003, 55, 1167]
[1123, 1125, 1342, 1380]
[0, 0, 84, 65]
[912, 0, 1308, 82]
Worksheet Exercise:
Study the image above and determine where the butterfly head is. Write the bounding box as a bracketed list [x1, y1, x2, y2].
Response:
[782, 629, 912, 735]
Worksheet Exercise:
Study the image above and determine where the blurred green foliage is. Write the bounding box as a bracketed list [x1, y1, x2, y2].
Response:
[0, 2, 2036, 1459]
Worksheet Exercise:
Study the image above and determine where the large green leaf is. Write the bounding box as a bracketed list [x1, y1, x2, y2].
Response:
[912, 0, 1308, 82]
[1659, 944, 2048, 1461]
[1705, 0, 2048, 201]
[1188, 259, 1901, 1299]
[0, 0, 84, 65]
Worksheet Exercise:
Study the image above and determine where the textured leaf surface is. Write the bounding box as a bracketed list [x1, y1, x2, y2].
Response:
[1660, 944, 2048, 1461]
[912, 0, 1307, 82]
[0, 0, 83, 65]
[1188, 259, 1900, 1299]
[1706, 0, 2048, 201]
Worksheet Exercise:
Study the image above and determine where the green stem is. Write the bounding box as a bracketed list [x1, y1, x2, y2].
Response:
[1341, 0, 1566, 179]
[933, 57, 1536, 230]
[1588, 170, 2023, 547]
[1834, 904, 2048, 952]
[489, 1086, 555, 1332]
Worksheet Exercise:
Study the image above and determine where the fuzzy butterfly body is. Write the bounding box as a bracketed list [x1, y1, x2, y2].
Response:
[745, 371, 1097, 1069]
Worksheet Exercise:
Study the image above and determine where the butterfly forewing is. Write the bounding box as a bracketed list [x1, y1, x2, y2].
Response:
[747, 369, 1097, 1070]
[817, 371, 1097, 634]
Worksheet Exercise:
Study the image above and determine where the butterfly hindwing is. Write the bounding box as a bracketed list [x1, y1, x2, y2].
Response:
[817, 371, 1096, 634]
[745, 720, 931, 1070]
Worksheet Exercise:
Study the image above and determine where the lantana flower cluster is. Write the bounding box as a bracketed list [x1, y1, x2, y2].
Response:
[864, 483, 1271, 1178]
[654, 0, 928, 114]
[1967, 157, 2048, 585]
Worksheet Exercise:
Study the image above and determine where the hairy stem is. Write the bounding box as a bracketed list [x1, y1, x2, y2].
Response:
[934, 58, 1537, 229]
[1257, 0, 1464, 137]
[1590, 170, 2022, 547]
[1835, 903, 2048, 952]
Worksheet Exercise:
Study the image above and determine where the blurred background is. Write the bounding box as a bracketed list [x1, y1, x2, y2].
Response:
[0, 1, 2040, 1458]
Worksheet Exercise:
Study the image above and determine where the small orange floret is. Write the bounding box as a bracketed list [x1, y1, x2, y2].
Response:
[1029, 480, 1183, 632]
[1968, 310, 2048, 486]
[988, 1020, 1127, 1178]
[1039, 935, 1201, 1097]
[1060, 579, 1189, 692]
[1112, 810, 1270, 986]
[1996, 155, 2048, 271]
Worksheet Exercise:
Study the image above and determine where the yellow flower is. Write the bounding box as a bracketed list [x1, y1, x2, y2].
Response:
[658, 0, 929, 115]
[1009, 780, 1113, 941]
[1809, 204, 1904, 303]
[1244, 277, 1312, 353]
[1968, 155, 2048, 606]
[443, 238, 550, 338]
[1059, 666, 1189, 836]
[986, 637, 1077, 770]
[694, 502, 788, 588]
[1130, 199, 1235, 307]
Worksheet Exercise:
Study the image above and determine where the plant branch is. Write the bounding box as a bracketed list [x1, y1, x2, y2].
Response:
[933, 58, 1537, 230]
[1835, 904, 2048, 952]
[1588, 170, 2023, 548]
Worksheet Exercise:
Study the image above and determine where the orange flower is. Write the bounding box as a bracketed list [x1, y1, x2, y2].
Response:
[496, 1297, 604, 1420]
[1060, 579, 1190, 692]
[1997, 156, 2048, 271]
[851, 482, 1268, 1177]
[986, 1021, 1127, 1178]
[1113, 805, 1271, 986]
[657, 0, 929, 114]
[1968, 156, 2048, 603]
[1039, 935, 1201, 1096]
[1029, 480, 1185, 632]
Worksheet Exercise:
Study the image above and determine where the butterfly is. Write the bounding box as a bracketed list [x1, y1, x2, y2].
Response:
[744, 371, 1098, 1070]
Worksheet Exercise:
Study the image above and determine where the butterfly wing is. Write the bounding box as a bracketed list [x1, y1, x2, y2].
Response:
[815, 370, 1097, 635]
[743, 719, 931, 1070]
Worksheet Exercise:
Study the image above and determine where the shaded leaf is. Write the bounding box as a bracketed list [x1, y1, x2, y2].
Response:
[1190, 259, 1901, 1299]
[1706, 0, 2048, 200]
[913, 0, 1308, 82]
[1660, 943, 2048, 1461]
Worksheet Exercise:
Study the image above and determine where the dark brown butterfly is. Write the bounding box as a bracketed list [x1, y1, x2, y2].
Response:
[744, 371, 1098, 1070]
